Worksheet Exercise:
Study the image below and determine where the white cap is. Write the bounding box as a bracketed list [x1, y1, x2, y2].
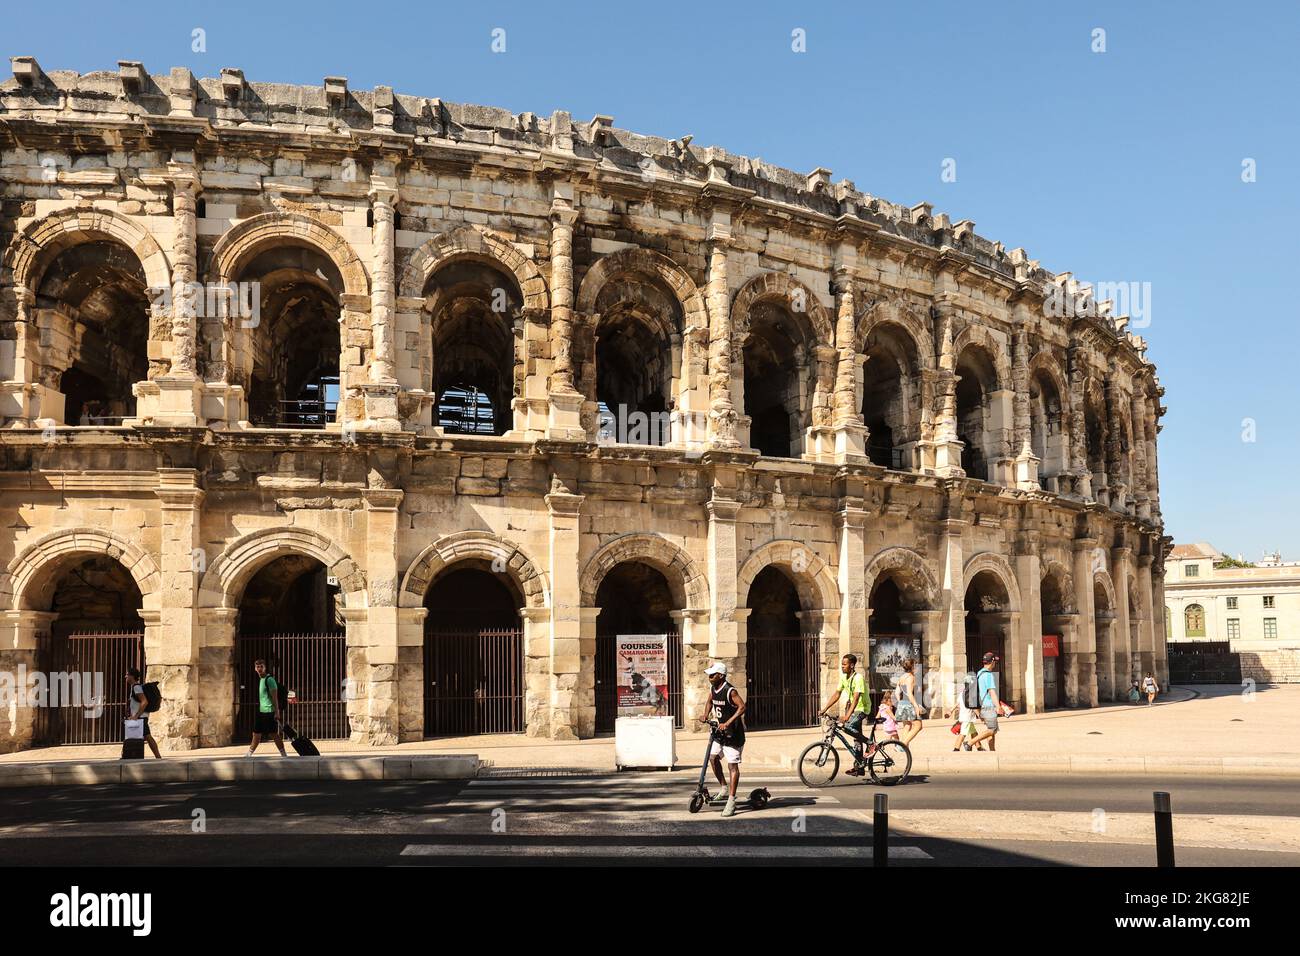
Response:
[704, 662, 727, 676]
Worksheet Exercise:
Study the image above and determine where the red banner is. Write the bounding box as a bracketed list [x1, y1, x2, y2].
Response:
[1042, 634, 1061, 657]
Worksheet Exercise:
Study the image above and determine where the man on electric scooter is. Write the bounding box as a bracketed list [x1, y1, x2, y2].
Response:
[697, 662, 747, 817]
[817, 654, 870, 776]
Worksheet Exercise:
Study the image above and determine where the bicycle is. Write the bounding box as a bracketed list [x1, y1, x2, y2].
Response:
[797, 714, 912, 787]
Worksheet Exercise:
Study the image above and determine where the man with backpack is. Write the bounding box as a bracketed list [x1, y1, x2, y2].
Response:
[966, 652, 1003, 752]
[124, 667, 163, 759]
[247, 658, 288, 757]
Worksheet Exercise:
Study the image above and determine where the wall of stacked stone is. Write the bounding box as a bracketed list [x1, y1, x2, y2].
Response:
[0, 62, 1168, 750]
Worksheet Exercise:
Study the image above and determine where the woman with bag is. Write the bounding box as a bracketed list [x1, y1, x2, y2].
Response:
[894, 658, 926, 746]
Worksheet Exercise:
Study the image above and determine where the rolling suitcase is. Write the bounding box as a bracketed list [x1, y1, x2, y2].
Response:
[121, 738, 145, 759]
[282, 723, 320, 757]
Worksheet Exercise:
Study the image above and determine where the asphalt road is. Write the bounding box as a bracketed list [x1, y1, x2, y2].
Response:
[1, 772, 1297, 867]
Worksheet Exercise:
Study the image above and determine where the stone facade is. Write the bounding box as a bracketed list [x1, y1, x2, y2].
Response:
[0, 59, 1168, 751]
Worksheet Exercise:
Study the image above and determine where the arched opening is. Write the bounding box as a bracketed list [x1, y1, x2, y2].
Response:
[583, 273, 679, 447]
[241, 246, 344, 428]
[744, 300, 813, 458]
[34, 555, 145, 745]
[964, 569, 1012, 703]
[868, 575, 926, 716]
[423, 563, 525, 736]
[34, 240, 153, 424]
[234, 555, 346, 743]
[956, 345, 999, 482]
[861, 324, 920, 471]
[594, 561, 682, 732]
[1040, 570, 1070, 708]
[1094, 580, 1115, 700]
[1029, 368, 1066, 491]
[426, 260, 520, 436]
[1184, 603, 1205, 639]
[744, 566, 819, 729]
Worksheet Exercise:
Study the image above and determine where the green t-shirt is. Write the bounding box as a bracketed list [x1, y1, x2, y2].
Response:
[259, 676, 278, 714]
[838, 672, 868, 714]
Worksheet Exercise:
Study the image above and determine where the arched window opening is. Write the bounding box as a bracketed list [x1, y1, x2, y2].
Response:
[861, 325, 919, 471]
[744, 301, 813, 458]
[745, 566, 818, 729]
[1029, 368, 1066, 490]
[595, 562, 682, 732]
[1184, 604, 1206, 638]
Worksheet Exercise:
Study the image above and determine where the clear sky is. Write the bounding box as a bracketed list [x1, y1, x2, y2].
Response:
[8, 0, 1298, 560]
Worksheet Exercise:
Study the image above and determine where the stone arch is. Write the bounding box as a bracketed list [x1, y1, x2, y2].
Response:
[576, 247, 705, 327]
[864, 547, 941, 609]
[1040, 558, 1076, 614]
[579, 533, 709, 610]
[1, 528, 162, 612]
[731, 271, 833, 346]
[4, 208, 171, 295]
[952, 323, 1011, 390]
[962, 551, 1022, 613]
[399, 531, 548, 609]
[737, 539, 841, 613]
[198, 527, 366, 611]
[855, 298, 934, 365]
[401, 225, 548, 313]
[1028, 349, 1069, 406]
[1092, 569, 1117, 611]
[208, 212, 370, 297]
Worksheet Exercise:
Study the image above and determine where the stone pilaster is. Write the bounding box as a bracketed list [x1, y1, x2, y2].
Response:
[828, 262, 867, 461]
[705, 211, 740, 447]
[154, 468, 203, 749]
[1136, 551, 1157, 681]
[1105, 380, 1129, 512]
[1111, 544, 1133, 698]
[1011, 323, 1040, 489]
[1067, 347, 1092, 499]
[836, 503, 869, 670]
[706, 495, 743, 700]
[1014, 535, 1044, 714]
[938, 513, 968, 691]
[355, 486, 403, 744]
[352, 174, 401, 432]
[197, 608, 237, 747]
[1072, 535, 1099, 707]
[395, 606, 428, 742]
[547, 183, 585, 439]
[0, 610, 56, 752]
[928, 298, 964, 476]
[546, 489, 585, 738]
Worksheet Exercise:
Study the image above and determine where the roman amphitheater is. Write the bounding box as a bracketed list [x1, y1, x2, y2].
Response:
[0, 59, 1168, 751]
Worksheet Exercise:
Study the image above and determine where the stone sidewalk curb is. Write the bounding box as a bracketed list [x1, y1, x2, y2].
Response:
[0, 753, 480, 788]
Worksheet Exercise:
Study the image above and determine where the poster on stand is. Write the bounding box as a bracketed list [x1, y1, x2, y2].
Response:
[616, 634, 669, 717]
[868, 635, 924, 709]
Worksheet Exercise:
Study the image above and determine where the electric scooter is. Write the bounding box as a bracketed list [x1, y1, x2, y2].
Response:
[687, 719, 770, 814]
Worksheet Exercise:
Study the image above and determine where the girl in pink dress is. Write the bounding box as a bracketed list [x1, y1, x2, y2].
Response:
[877, 690, 900, 740]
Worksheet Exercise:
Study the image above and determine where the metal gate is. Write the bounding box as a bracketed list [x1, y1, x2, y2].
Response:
[34, 631, 144, 745]
[234, 633, 348, 743]
[746, 633, 821, 729]
[423, 626, 525, 736]
[595, 632, 684, 734]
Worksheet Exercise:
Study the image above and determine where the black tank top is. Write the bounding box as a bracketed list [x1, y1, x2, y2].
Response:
[710, 680, 745, 744]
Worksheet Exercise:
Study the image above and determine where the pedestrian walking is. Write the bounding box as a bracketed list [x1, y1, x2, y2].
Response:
[246, 659, 288, 757]
[1143, 672, 1159, 705]
[966, 652, 1003, 752]
[949, 682, 984, 752]
[125, 668, 162, 759]
[894, 657, 926, 746]
[696, 662, 746, 817]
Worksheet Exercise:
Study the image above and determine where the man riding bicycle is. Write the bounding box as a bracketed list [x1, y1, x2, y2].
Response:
[817, 654, 871, 776]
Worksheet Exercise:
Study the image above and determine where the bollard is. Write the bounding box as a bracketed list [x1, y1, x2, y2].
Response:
[873, 792, 888, 867]
[1153, 791, 1175, 868]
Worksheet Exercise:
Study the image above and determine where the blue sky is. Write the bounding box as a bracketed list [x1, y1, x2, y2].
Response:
[8, 0, 1298, 559]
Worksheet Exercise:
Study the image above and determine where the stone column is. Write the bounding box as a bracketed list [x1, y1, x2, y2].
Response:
[522, 606, 557, 737]
[1105, 380, 1129, 512]
[576, 606, 600, 738]
[1071, 535, 1099, 707]
[547, 183, 585, 439]
[1136, 552, 1157, 680]
[1111, 544, 1133, 698]
[0, 285, 50, 425]
[0, 610, 55, 751]
[1067, 349, 1092, 499]
[829, 263, 868, 461]
[938, 513, 968, 697]
[707, 495, 743, 690]
[197, 608, 237, 746]
[353, 175, 401, 432]
[705, 211, 740, 447]
[546, 488, 585, 739]
[138, 158, 203, 426]
[1011, 323, 1040, 489]
[356, 485, 403, 744]
[929, 299, 965, 476]
[1014, 537, 1044, 714]
[836, 503, 869, 671]
[154, 468, 203, 750]
[395, 606, 428, 742]
[1130, 390, 1150, 519]
[675, 608, 713, 724]
[1146, 394, 1163, 519]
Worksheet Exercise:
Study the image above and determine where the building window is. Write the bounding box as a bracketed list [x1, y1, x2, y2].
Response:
[1184, 604, 1206, 638]
[1264, 618, 1278, 639]
[1185, 564, 1200, 578]
[1263, 595, 1275, 609]
[1226, 596, 1238, 610]
[1227, 618, 1240, 640]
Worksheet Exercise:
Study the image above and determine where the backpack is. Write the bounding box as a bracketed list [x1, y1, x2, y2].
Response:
[962, 673, 982, 709]
[142, 681, 162, 713]
[263, 675, 289, 711]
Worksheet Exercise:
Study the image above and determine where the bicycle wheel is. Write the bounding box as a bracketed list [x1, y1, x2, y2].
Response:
[867, 740, 912, 785]
[797, 741, 840, 788]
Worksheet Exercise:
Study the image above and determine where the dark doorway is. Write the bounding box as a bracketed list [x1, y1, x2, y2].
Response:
[234, 556, 347, 743]
[423, 565, 525, 736]
[595, 561, 683, 733]
[745, 566, 820, 729]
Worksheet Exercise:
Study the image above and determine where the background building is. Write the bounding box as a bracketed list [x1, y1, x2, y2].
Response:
[0, 60, 1167, 752]
[1166, 542, 1300, 682]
